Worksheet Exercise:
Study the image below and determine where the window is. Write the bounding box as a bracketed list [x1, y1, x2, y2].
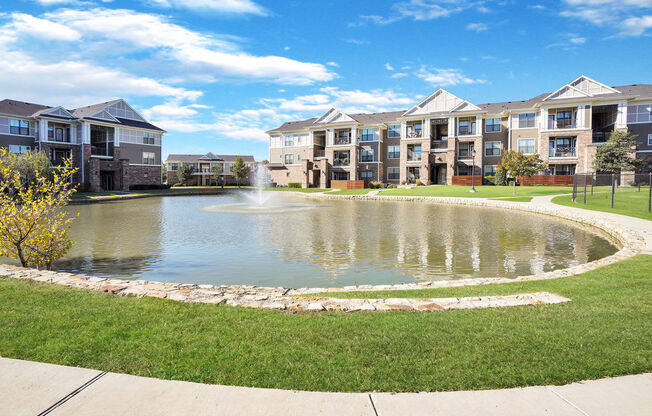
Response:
[360, 171, 373, 180]
[549, 137, 576, 158]
[51, 149, 71, 166]
[48, 125, 54, 139]
[518, 113, 536, 128]
[387, 145, 400, 159]
[229, 163, 234, 172]
[333, 151, 350, 166]
[407, 167, 420, 181]
[458, 117, 476, 135]
[361, 128, 375, 141]
[168, 163, 178, 171]
[387, 167, 400, 180]
[485, 118, 501, 132]
[284, 135, 294, 146]
[360, 149, 374, 162]
[142, 152, 155, 165]
[333, 171, 349, 180]
[648, 134, 652, 146]
[143, 132, 156, 144]
[407, 144, 421, 161]
[552, 164, 576, 175]
[9, 145, 30, 154]
[517, 138, 535, 154]
[457, 165, 473, 176]
[458, 142, 474, 159]
[334, 129, 350, 145]
[388, 124, 401, 138]
[627, 104, 652, 124]
[484, 165, 497, 176]
[284, 154, 294, 164]
[549, 110, 575, 129]
[406, 122, 422, 138]
[485, 141, 501, 156]
[10, 119, 29, 136]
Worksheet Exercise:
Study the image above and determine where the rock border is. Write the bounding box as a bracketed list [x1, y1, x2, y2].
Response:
[0, 194, 645, 312]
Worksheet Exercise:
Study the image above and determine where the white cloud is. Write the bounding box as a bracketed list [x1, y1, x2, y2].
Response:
[363, 0, 493, 24]
[326, 61, 339, 67]
[416, 67, 487, 87]
[391, 72, 408, 78]
[0, 49, 201, 107]
[7, 13, 81, 41]
[466, 22, 488, 32]
[10, 8, 335, 85]
[343, 38, 370, 45]
[561, 0, 652, 36]
[570, 36, 586, 44]
[384, 63, 395, 71]
[148, 0, 267, 15]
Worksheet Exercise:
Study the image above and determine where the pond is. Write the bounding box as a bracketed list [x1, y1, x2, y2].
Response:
[16, 194, 620, 288]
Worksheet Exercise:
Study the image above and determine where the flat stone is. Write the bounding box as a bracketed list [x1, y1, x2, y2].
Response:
[144, 290, 167, 299]
[305, 302, 325, 311]
[98, 285, 127, 295]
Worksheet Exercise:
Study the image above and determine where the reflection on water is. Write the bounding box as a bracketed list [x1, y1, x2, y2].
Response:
[3, 194, 619, 287]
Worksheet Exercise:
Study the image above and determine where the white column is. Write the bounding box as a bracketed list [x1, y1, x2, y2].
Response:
[326, 128, 333, 146]
[423, 118, 430, 139]
[82, 122, 91, 144]
[448, 117, 455, 137]
[475, 115, 482, 135]
[39, 119, 47, 141]
[351, 126, 357, 145]
[114, 127, 120, 146]
[540, 108, 548, 130]
[616, 102, 628, 129]
[576, 105, 585, 129]
[400, 121, 407, 139]
[70, 123, 77, 143]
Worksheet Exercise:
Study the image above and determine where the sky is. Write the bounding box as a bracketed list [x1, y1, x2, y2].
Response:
[0, 0, 650, 161]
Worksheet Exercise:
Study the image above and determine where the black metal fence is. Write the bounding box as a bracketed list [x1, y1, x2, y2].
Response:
[572, 172, 652, 215]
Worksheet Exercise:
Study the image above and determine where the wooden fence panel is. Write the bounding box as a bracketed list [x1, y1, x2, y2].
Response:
[518, 175, 574, 186]
[451, 176, 479, 186]
[331, 180, 365, 189]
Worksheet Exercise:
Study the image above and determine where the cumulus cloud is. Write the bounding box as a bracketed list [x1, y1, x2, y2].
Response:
[416, 67, 487, 87]
[362, 0, 494, 24]
[561, 0, 652, 36]
[466, 22, 487, 32]
[147, 0, 268, 15]
[6, 13, 81, 41]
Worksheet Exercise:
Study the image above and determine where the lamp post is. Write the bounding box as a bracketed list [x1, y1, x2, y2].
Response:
[470, 147, 476, 193]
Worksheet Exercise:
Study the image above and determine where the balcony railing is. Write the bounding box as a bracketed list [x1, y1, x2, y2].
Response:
[548, 119, 577, 129]
[458, 149, 474, 159]
[333, 137, 351, 145]
[592, 132, 611, 143]
[314, 149, 325, 158]
[549, 147, 576, 158]
[333, 157, 350, 166]
[90, 143, 113, 157]
[405, 130, 422, 138]
[431, 140, 448, 151]
[360, 155, 374, 162]
[407, 151, 421, 161]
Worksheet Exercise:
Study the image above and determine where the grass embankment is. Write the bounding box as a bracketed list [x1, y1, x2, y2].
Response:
[327, 189, 374, 195]
[488, 196, 533, 202]
[1, 255, 650, 392]
[263, 187, 328, 193]
[379, 185, 571, 198]
[552, 186, 651, 220]
[71, 186, 247, 201]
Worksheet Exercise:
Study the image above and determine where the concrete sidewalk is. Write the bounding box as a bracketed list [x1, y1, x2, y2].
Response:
[1, 358, 650, 416]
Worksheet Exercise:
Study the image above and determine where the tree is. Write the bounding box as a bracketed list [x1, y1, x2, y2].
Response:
[593, 130, 643, 173]
[176, 162, 195, 186]
[231, 157, 251, 188]
[499, 150, 547, 195]
[0, 149, 77, 269]
[211, 163, 224, 188]
[162, 163, 167, 184]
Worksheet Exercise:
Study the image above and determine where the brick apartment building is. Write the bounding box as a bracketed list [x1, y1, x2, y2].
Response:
[0, 98, 164, 191]
[165, 153, 256, 186]
[266, 76, 652, 187]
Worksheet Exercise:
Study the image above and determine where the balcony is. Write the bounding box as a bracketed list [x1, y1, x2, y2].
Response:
[431, 140, 448, 151]
[314, 149, 325, 158]
[333, 136, 351, 145]
[549, 146, 576, 158]
[333, 156, 350, 166]
[548, 119, 576, 130]
[405, 129, 422, 139]
[592, 132, 611, 143]
[407, 151, 421, 161]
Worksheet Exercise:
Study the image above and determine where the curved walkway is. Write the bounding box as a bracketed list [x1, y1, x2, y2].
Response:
[2, 357, 650, 415]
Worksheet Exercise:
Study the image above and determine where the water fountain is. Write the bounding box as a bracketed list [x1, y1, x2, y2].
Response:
[201, 164, 317, 214]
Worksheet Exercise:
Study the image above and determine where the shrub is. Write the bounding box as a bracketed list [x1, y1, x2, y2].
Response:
[386, 183, 397, 188]
[415, 179, 423, 186]
[495, 167, 508, 186]
[368, 181, 382, 189]
[483, 175, 496, 185]
[288, 182, 301, 188]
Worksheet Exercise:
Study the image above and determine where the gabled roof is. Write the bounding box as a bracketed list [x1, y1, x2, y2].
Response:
[349, 110, 406, 125]
[199, 152, 222, 161]
[70, 100, 119, 119]
[402, 89, 468, 117]
[543, 75, 620, 101]
[34, 106, 77, 119]
[0, 99, 51, 117]
[266, 117, 318, 134]
[314, 108, 355, 124]
[166, 154, 256, 163]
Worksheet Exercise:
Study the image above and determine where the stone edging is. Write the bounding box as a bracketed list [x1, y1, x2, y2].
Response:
[0, 193, 645, 312]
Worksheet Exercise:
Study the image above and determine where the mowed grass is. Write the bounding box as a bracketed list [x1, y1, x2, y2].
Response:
[552, 187, 652, 220]
[71, 186, 247, 200]
[327, 189, 374, 195]
[379, 185, 572, 198]
[1, 255, 650, 392]
[488, 196, 533, 202]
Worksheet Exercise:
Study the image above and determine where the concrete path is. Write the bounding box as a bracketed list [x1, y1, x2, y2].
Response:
[530, 194, 652, 254]
[2, 357, 650, 416]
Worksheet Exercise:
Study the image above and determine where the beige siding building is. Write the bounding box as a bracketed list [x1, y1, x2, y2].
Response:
[266, 76, 652, 187]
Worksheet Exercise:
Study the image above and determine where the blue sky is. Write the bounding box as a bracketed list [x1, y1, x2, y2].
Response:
[0, 0, 650, 161]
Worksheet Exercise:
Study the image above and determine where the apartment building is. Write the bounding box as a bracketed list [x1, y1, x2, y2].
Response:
[165, 153, 256, 186]
[266, 76, 652, 187]
[0, 98, 164, 191]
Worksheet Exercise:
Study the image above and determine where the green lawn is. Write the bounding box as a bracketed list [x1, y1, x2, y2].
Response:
[379, 185, 572, 198]
[1, 255, 650, 392]
[71, 186, 246, 200]
[327, 189, 374, 195]
[488, 196, 533, 202]
[552, 187, 652, 220]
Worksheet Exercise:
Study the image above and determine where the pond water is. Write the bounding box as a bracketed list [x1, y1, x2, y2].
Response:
[15, 194, 620, 288]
